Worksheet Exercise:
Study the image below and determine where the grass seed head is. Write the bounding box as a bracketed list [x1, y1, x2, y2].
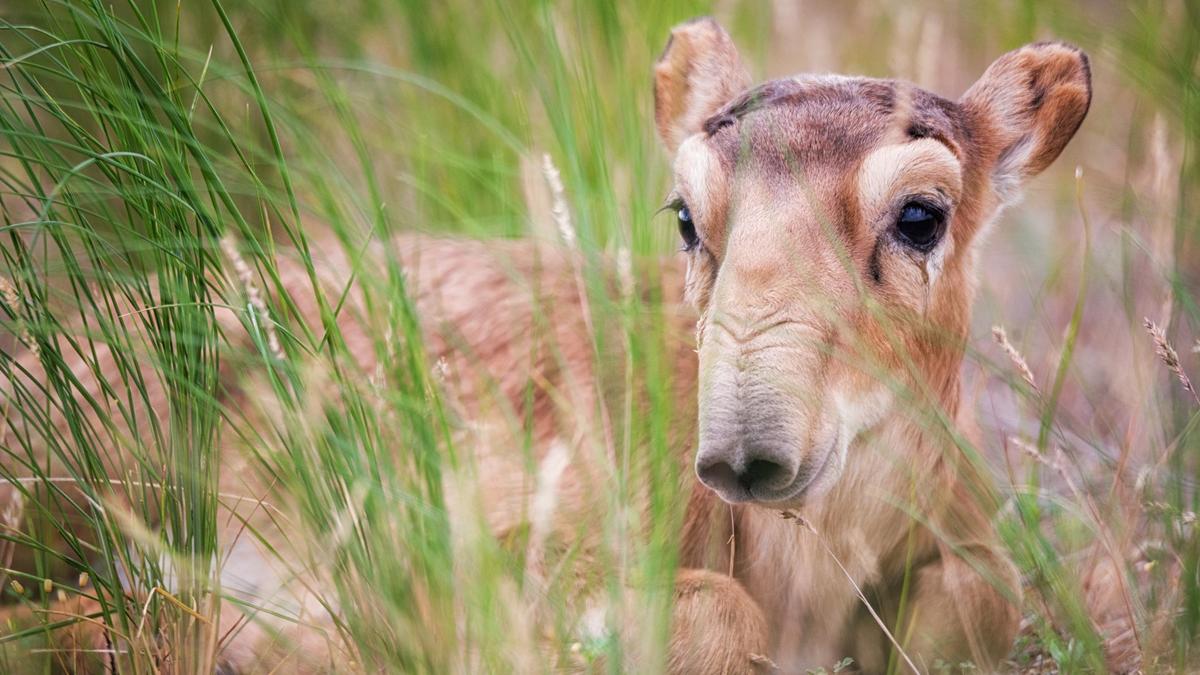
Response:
[992, 326, 1039, 392]
[541, 153, 576, 248]
[1143, 317, 1197, 403]
[0, 275, 19, 310]
[0, 274, 37, 356]
[0, 490, 23, 532]
[221, 235, 284, 361]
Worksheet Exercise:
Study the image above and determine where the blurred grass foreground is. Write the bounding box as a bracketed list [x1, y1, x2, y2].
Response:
[1, 0, 1199, 672]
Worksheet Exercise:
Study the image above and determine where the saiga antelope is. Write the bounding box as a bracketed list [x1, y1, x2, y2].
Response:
[0, 16, 1091, 675]
[645, 17, 1089, 673]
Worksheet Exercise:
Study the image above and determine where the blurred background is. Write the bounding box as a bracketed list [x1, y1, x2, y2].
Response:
[1, 0, 1198, 672]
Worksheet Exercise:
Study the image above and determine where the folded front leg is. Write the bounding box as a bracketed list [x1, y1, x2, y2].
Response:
[899, 546, 1021, 671]
[668, 568, 770, 675]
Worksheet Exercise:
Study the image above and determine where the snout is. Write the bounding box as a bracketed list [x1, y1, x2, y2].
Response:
[693, 332, 839, 504]
[695, 439, 800, 502]
[696, 427, 844, 504]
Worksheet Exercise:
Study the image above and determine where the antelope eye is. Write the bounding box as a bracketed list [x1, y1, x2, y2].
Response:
[894, 201, 944, 251]
[677, 204, 699, 251]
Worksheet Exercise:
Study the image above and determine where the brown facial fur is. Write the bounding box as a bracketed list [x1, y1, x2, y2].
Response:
[672, 75, 982, 507]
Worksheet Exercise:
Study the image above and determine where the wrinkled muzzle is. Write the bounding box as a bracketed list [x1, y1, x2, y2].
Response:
[694, 318, 841, 504]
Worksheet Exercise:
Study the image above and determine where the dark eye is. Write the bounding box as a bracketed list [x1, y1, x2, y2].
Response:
[677, 204, 699, 251]
[895, 201, 945, 251]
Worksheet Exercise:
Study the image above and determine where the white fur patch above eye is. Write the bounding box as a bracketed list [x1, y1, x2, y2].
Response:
[856, 139, 963, 229]
[674, 135, 726, 235]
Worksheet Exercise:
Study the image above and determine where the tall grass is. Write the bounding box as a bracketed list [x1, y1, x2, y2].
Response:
[0, 0, 1197, 673]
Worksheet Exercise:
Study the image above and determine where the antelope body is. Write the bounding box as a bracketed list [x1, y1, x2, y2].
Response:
[0, 17, 1091, 675]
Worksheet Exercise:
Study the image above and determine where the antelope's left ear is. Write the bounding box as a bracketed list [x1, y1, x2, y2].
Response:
[960, 42, 1091, 199]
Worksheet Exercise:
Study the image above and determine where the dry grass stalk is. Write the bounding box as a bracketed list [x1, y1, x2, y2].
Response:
[1143, 317, 1199, 405]
[0, 273, 37, 356]
[616, 246, 634, 300]
[541, 153, 575, 248]
[0, 490, 25, 592]
[539, 153, 617, 463]
[1010, 434, 1148, 665]
[0, 275, 21, 316]
[778, 510, 920, 675]
[523, 439, 570, 607]
[992, 325, 1038, 393]
[220, 235, 284, 361]
[748, 652, 779, 670]
[1009, 436, 1055, 468]
[1008, 437, 1089, 513]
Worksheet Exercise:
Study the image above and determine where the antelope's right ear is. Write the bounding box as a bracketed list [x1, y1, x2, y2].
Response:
[654, 17, 750, 153]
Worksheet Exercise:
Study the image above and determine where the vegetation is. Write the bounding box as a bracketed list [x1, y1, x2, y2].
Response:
[0, 0, 1197, 672]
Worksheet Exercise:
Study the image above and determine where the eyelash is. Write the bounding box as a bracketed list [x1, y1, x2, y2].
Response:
[665, 196, 700, 252]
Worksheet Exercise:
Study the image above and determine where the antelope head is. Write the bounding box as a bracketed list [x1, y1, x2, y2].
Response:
[655, 18, 1090, 504]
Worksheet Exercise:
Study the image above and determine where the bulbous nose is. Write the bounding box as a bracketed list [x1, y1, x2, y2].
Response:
[695, 444, 798, 502]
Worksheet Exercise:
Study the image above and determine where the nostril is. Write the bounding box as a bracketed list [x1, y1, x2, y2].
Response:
[742, 459, 786, 489]
[696, 458, 740, 493]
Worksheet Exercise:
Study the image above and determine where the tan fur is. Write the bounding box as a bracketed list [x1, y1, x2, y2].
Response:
[667, 569, 769, 674]
[0, 18, 1092, 675]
